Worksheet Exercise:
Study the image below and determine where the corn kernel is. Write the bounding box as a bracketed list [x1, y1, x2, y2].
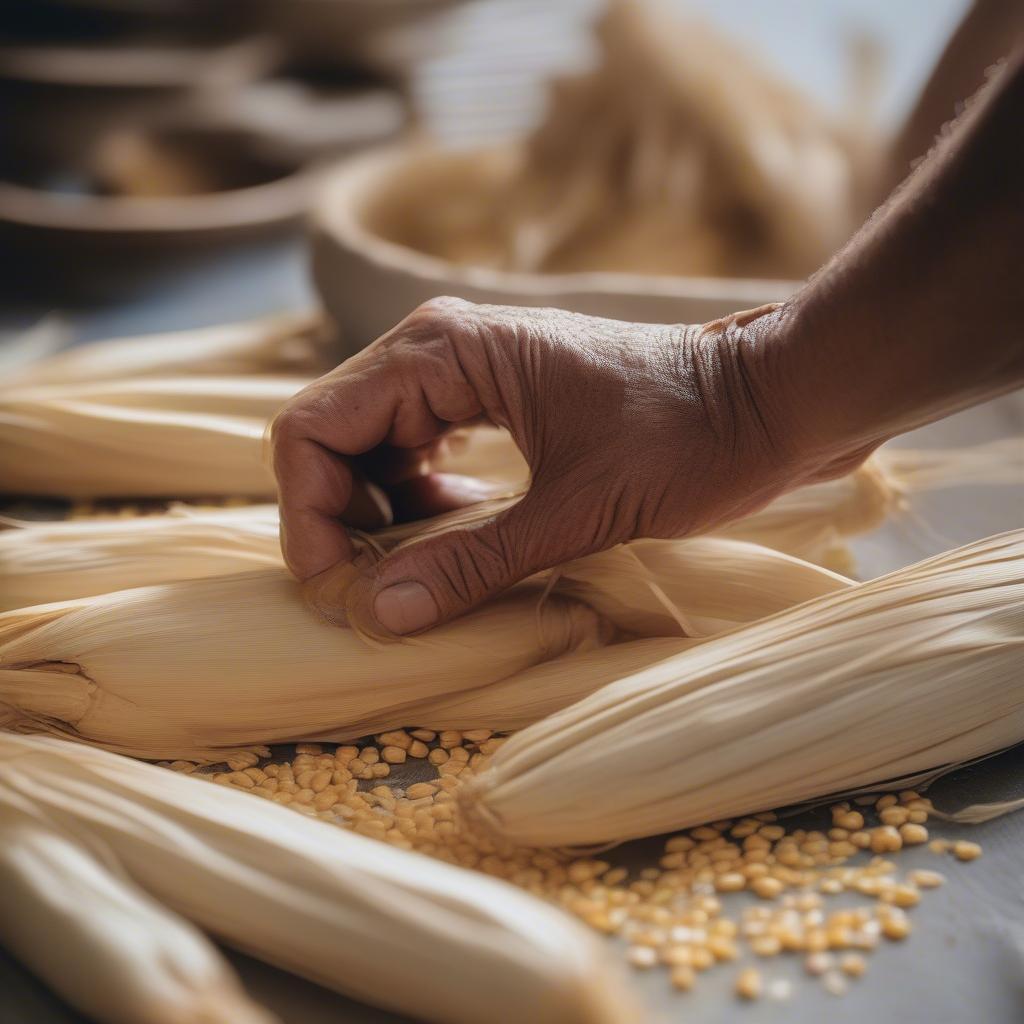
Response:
[736, 967, 762, 1000]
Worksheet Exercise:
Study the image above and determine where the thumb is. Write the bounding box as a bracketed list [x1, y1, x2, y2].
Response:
[369, 493, 554, 635]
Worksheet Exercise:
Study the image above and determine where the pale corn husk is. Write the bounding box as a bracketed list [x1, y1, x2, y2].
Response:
[0, 733, 639, 1024]
[0, 790, 275, 1024]
[12, 376, 307, 416]
[0, 505, 280, 611]
[4, 312, 325, 389]
[712, 457, 899, 571]
[432, 436, 1020, 573]
[874, 438, 1024, 491]
[553, 536, 850, 637]
[0, 377, 307, 498]
[0, 491, 851, 614]
[0, 514, 856, 759]
[0, 569, 609, 761]
[366, 456, 894, 576]
[462, 530, 1024, 847]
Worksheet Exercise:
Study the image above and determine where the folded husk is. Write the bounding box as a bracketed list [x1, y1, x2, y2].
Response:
[0, 733, 639, 1024]
[461, 530, 1024, 847]
[0, 790, 275, 1024]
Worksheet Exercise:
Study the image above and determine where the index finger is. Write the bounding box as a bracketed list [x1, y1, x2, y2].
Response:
[271, 300, 492, 581]
[271, 371, 405, 580]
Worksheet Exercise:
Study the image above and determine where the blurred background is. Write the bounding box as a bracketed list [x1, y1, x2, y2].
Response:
[0, 0, 976, 355]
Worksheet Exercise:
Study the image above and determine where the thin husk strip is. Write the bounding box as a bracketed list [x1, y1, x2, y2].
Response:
[0, 733, 639, 1024]
[553, 536, 851, 637]
[0, 789, 275, 1024]
[10, 376, 307, 416]
[0, 505, 280, 611]
[4, 311, 325, 389]
[461, 530, 1024, 847]
[874, 438, 1024, 491]
[0, 376, 308, 498]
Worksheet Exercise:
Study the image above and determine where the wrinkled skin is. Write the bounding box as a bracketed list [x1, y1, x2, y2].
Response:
[272, 299, 851, 634]
[273, 49, 1023, 636]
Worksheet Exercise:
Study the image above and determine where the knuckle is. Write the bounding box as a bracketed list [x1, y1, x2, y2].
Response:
[408, 295, 472, 334]
[418, 295, 469, 315]
[269, 401, 321, 450]
[269, 404, 301, 446]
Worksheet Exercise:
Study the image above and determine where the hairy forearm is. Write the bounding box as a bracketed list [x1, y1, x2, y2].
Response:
[755, 48, 1024, 466]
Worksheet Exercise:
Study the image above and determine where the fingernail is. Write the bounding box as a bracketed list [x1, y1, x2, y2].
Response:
[374, 582, 438, 634]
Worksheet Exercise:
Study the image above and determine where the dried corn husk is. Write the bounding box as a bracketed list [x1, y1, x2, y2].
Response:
[0, 522, 853, 759]
[461, 530, 1024, 847]
[12, 376, 307, 416]
[0, 790, 275, 1024]
[4, 312, 325, 389]
[369, 453, 896, 575]
[0, 733, 638, 1024]
[0, 377, 306, 498]
[0, 569, 608, 761]
[553, 536, 850, 637]
[0, 505, 280, 611]
[0, 488, 853, 614]
[4, 441, 1016, 755]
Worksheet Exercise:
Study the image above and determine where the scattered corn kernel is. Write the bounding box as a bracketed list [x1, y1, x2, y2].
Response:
[736, 968, 762, 1000]
[953, 840, 982, 862]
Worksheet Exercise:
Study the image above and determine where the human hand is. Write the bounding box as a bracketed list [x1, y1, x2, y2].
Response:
[271, 297, 841, 634]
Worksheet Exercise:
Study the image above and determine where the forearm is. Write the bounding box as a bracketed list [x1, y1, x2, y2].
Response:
[755, 48, 1024, 466]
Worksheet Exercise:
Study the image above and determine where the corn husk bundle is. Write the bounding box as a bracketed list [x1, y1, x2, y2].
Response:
[0, 518, 858, 760]
[461, 531, 1024, 848]
[0, 426, 885, 610]
[0, 787, 275, 1024]
[0, 465, 859, 612]
[0, 376, 307, 498]
[0, 505, 280, 611]
[390, 436, 1024, 575]
[406, 0, 876, 280]
[0, 569, 608, 761]
[3, 438, 1020, 758]
[0, 733, 638, 1024]
[4, 311, 325, 389]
